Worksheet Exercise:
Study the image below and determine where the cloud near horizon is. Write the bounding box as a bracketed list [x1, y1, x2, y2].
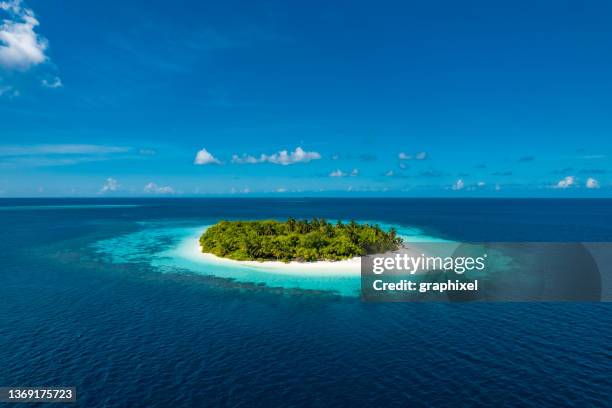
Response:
[586, 177, 600, 189]
[194, 148, 221, 165]
[100, 177, 119, 193]
[329, 168, 358, 177]
[231, 147, 321, 165]
[452, 179, 465, 191]
[555, 176, 575, 189]
[144, 182, 174, 194]
[398, 151, 427, 160]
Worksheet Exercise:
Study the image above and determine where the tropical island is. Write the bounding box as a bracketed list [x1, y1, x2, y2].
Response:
[199, 218, 403, 262]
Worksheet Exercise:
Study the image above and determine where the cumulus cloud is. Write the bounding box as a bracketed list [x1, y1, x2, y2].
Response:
[231, 154, 259, 164]
[144, 182, 174, 194]
[232, 147, 321, 165]
[194, 148, 221, 165]
[100, 177, 119, 193]
[385, 170, 394, 177]
[0, 0, 49, 70]
[477, 181, 486, 187]
[586, 177, 600, 189]
[452, 179, 465, 191]
[41, 76, 62, 88]
[329, 168, 358, 177]
[399, 151, 427, 160]
[556, 176, 575, 189]
[398, 152, 411, 160]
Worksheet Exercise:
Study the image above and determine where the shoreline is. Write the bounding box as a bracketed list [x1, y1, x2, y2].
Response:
[188, 236, 446, 277]
[188, 238, 361, 276]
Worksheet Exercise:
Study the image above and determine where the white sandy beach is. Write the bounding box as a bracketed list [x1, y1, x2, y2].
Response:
[187, 237, 361, 276]
[187, 236, 455, 277]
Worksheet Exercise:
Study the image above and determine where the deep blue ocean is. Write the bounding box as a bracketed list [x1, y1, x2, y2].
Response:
[0, 198, 611, 407]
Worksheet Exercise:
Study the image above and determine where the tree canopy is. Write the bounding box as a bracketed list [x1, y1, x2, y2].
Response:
[199, 218, 403, 262]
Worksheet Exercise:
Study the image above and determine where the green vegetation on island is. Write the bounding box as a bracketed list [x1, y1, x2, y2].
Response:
[199, 218, 403, 262]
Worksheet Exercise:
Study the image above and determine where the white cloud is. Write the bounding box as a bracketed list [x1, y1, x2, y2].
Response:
[556, 176, 575, 189]
[0, 144, 130, 156]
[398, 151, 427, 161]
[586, 177, 600, 189]
[144, 182, 174, 194]
[231, 154, 259, 164]
[495, 184, 501, 191]
[452, 179, 465, 191]
[385, 170, 394, 176]
[41, 76, 62, 88]
[0, 84, 18, 97]
[398, 152, 411, 160]
[0, 144, 131, 167]
[0, 1, 18, 13]
[100, 177, 119, 193]
[194, 148, 221, 165]
[329, 168, 358, 177]
[0, 0, 48, 70]
[1, 156, 110, 167]
[275, 187, 287, 193]
[230, 187, 251, 194]
[262, 146, 320, 165]
[477, 181, 485, 187]
[232, 147, 321, 165]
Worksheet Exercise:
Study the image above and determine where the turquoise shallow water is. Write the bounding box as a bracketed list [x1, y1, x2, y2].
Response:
[92, 221, 447, 296]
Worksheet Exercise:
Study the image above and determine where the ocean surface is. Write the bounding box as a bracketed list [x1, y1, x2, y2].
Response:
[0, 198, 611, 407]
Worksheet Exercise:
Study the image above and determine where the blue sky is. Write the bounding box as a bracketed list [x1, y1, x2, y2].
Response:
[1, 0, 611, 197]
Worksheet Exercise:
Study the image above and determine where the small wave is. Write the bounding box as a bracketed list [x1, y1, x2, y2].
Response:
[0, 204, 141, 211]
